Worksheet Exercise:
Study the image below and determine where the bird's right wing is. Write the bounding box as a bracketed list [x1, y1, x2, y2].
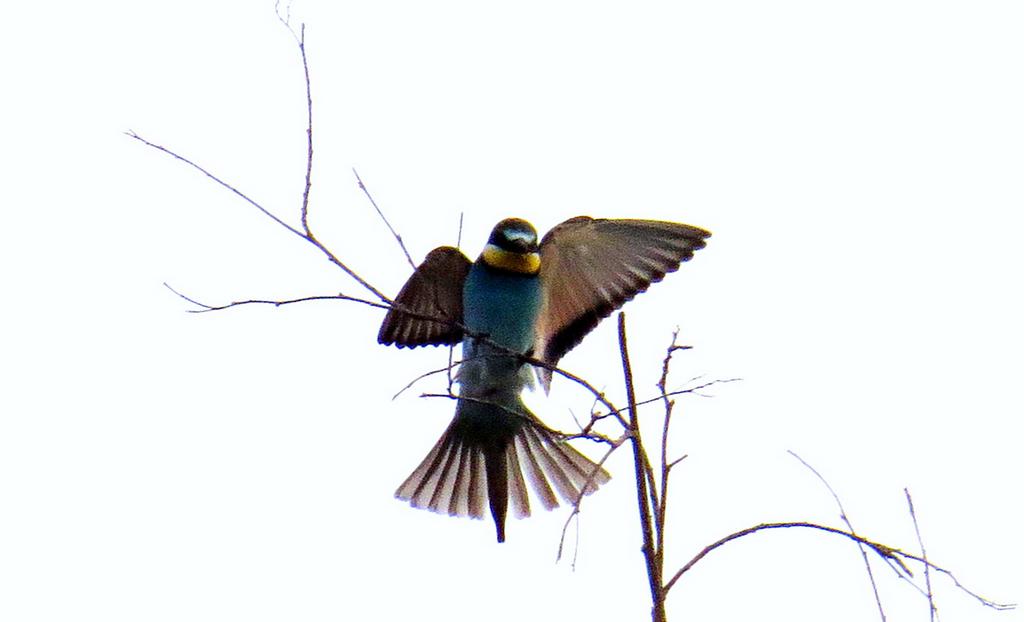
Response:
[377, 246, 472, 348]
[535, 217, 711, 389]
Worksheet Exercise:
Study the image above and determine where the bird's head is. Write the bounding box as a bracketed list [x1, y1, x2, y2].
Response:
[481, 218, 541, 274]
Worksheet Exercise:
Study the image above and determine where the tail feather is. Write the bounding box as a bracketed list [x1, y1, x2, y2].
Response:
[521, 425, 584, 505]
[396, 424, 487, 520]
[514, 428, 560, 511]
[425, 437, 460, 513]
[484, 448, 509, 542]
[504, 442, 531, 519]
[395, 397, 610, 541]
[540, 427, 607, 489]
[448, 444, 484, 518]
[516, 424, 611, 506]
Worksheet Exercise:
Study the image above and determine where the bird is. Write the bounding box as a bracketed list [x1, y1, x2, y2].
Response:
[378, 216, 711, 541]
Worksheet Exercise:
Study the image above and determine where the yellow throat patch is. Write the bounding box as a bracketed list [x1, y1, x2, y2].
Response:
[482, 244, 541, 275]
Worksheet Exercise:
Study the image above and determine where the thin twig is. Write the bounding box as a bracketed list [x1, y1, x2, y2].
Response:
[128, 23, 392, 305]
[389, 340, 629, 432]
[392, 360, 462, 401]
[127, 131, 304, 239]
[664, 521, 1016, 611]
[128, 133, 391, 304]
[640, 442, 661, 529]
[788, 450, 887, 622]
[444, 210, 463, 390]
[446, 345, 457, 394]
[164, 283, 388, 314]
[561, 428, 617, 447]
[300, 27, 314, 235]
[541, 361, 629, 429]
[273, 14, 315, 235]
[666, 522, 906, 592]
[587, 378, 742, 421]
[906, 489, 937, 621]
[557, 439, 627, 566]
[666, 454, 687, 470]
[353, 168, 415, 269]
[274, 1, 297, 41]
[655, 329, 683, 576]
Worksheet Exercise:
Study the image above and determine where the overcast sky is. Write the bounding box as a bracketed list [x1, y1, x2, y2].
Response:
[3, 1, 1022, 620]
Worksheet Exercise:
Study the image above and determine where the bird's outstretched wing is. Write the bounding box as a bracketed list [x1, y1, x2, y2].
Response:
[535, 217, 711, 389]
[378, 246, 472, 348]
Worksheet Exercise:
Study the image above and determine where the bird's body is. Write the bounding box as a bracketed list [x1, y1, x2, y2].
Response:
[379, 216, 710, 541]
[460, 258, 542, 395]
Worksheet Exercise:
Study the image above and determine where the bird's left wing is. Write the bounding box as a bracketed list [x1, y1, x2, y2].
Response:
[378, 246, 472, 348]
[535, 217, 711, 389]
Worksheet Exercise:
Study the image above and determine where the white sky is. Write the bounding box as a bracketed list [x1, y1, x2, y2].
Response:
[2, 1, 1022, 620]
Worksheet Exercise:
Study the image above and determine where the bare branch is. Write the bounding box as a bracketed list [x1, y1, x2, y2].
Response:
[906, 489, 938, 621]
[384, 340, 630, 435]
[618, 326, 661, 517]
[274, 1, 295, 37]
[535, 357, 629, 430]
[128, 22, 393, 306]
[666, 454, 687, 470]
[164, 282, 388, 314]
[446, 344, 457, 394]
[664, 521, 1016, 611]
[392, 360, 462, 401]
[666, 522, 904, 593]
[618, 313, 666, 622]
[273, 7, 313, 230]
[128, 132, 391, 304]
[353, 168, 416, 269]
[561, 428, 618, 447]
[789, 450, 888, 621]
[126, 131, 305, 239]
[298, 25, 314, 235]
[655, 329, 682, 575]
[586, 378, 742, 422]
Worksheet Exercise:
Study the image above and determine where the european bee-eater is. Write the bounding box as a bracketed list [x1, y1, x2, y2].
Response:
[379, 216, 710, 541]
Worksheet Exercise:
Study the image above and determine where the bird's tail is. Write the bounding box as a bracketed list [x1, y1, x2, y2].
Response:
[395, 396, 610, 542]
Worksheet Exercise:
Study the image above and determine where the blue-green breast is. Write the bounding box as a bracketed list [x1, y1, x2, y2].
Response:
[462, 262, 542, 352]
[459, 262, 542, 396]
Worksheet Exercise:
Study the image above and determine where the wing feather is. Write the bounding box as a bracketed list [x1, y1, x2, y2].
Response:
[377, 246, 471, 348]
[536, 217, 710, 388]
